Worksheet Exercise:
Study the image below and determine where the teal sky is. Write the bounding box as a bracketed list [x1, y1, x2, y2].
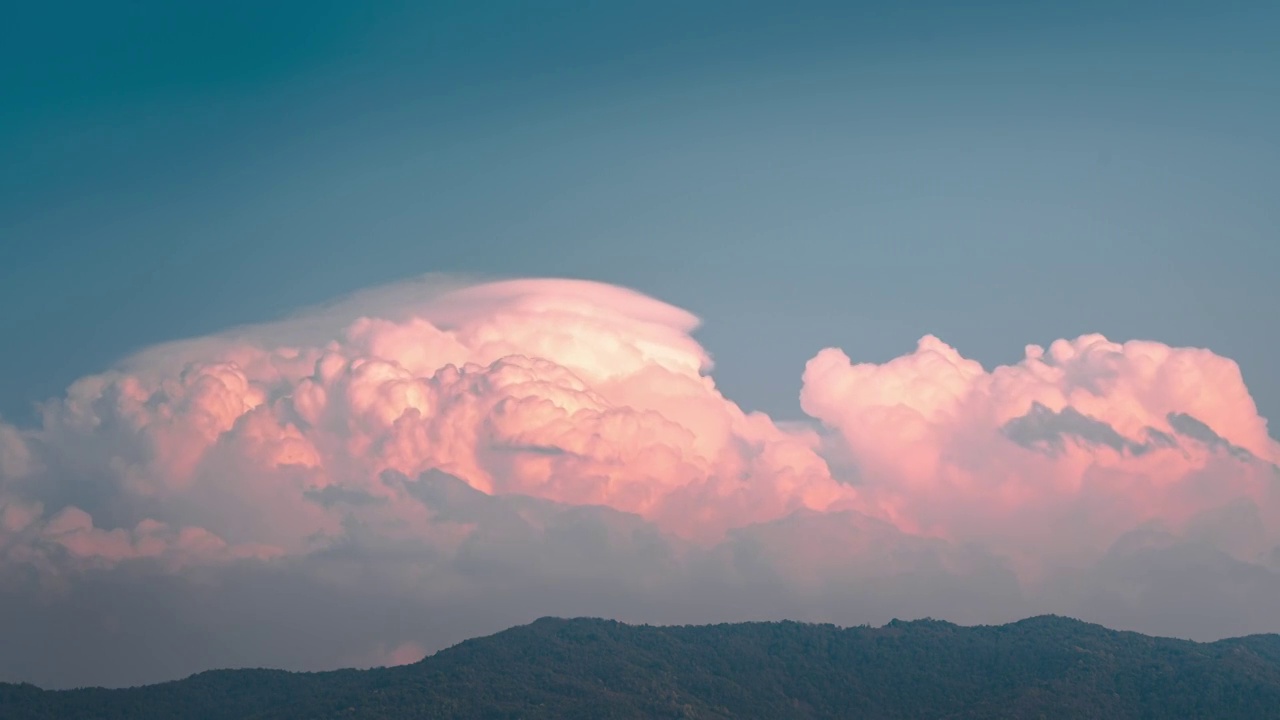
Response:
[3, 0, 1278, 427]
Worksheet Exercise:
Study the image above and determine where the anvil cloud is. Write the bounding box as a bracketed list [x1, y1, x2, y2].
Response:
[2, 277, 1278, 688]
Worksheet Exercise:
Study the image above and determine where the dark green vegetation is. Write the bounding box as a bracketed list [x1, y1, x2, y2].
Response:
[5, 615, 1280, 719]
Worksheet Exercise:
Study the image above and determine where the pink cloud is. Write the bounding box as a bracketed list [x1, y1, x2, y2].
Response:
[802, 333, 1280, 565]
[2, 279, 1276, 563]
[1, 279, 855, 553]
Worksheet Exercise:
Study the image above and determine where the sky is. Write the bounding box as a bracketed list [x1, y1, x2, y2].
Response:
[2, 0, 1279, 689]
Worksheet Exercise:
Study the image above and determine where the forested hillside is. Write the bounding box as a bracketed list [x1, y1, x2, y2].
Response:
[5, 615, 1280, 719]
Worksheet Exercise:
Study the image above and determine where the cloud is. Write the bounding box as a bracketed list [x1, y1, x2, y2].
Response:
[801, 334, 1280, 565]
[1, 276, 1278, 688]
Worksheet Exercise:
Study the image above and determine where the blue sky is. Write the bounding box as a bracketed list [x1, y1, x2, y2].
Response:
[3, 0, 1278, 426]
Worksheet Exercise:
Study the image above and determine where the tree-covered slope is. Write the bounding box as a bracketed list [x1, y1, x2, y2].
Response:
[5, 615, 1280, 719]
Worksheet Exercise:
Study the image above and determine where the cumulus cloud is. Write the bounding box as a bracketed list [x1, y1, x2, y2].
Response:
[1, 276, 1277, 688]
[801, 334, 1280, 565]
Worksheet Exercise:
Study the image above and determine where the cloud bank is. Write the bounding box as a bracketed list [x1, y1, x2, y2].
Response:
[2, 276, 1278, 688]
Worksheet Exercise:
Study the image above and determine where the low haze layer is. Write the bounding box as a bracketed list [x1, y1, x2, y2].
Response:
[2, 276, 1277, 688]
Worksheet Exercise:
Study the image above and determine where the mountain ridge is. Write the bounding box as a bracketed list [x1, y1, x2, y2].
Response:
[5, 614, 1280, 719]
